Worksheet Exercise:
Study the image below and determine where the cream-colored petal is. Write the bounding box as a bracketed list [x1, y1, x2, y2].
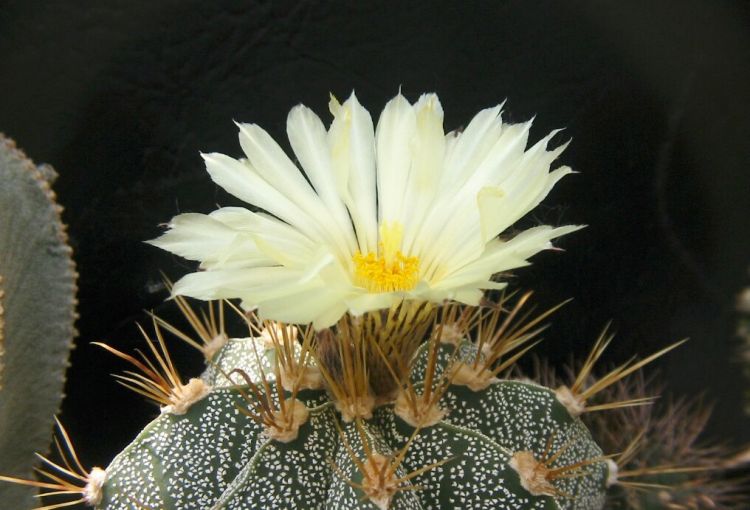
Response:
[258, 286, 349, 329]
[328, 92, 378, 253]
[403, 93, 446, 256]
[237, 122, 352, 258]
[441, 105, 504, 191]
[345, 292, 401, 316]
[287, 105, 357, 252]
[475, 131, 570, 241]
[251, 233, 313, 267]
[209, 208, 314, 252]
[250, 248, 352, 326]
[432, 225, 583, 290]
[478, 165, 572, 243]
[375, 92, 416, 224]
[202, 153, 321, 241]
[147, 213, 242, 261]
[148, 213, 274, 272]
[421, 120, 547, 274]
[452, 287, 485, 306]
[172, 267, 299, 301]
[229, 248, 349, 315]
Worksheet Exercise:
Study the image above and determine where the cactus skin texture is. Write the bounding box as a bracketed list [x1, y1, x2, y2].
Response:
[97, 305, 609, 510]
[3, 295, 747, 509]
[0, 135, 77, 507]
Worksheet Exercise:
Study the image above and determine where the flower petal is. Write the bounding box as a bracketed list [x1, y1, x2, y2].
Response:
[403, 93, 446, 255]
[328, 92, 378, 253]
[257, 287, 349, 329]
[431, 224, 584, 289]
[287, 105, 357, 253]
[147, 213, 272, 271]
[202, 152, 321, 241]
[375, 92, 416, 225]
[237, 122, 352, 258]
[172, 267, 297, 301]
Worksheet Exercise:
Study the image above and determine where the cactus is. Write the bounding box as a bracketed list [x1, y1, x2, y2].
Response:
[87, 296, 615, 510]
[0, 135, 78, 507]
[737, 275, 750, 415]
[2, 93, 747, 509]
[7, 293, 745, 510]
[21, 295, 612, 509]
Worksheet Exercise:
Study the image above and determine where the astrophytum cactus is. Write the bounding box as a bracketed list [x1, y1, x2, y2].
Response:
[3, 93, 746, 509]
[7, 291, 704, 510]
[95, 295, 618, 510]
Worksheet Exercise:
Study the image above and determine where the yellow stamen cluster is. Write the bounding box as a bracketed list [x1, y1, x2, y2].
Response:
[353, 222, 420, 293]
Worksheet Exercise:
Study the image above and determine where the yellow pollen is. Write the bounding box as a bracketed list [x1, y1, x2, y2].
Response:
[353, 222, 420, 293]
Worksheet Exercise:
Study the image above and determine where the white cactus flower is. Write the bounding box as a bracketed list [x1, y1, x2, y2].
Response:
[149, 92, 581, 327]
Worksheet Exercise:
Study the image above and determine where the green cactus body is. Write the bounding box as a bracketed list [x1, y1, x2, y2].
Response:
[0, 135, 77, 507]
[98, 334, 609, 510]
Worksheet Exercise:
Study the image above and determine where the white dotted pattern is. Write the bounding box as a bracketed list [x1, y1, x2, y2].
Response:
[99, 338, 607, 509]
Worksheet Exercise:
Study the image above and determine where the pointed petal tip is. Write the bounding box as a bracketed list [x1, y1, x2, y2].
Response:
[391, 85, 410, 103]
[200, 151, 222, 163]
[288, 102, 308, 116]
[555, 224, 587, 237]
[328, 93, 342, 115]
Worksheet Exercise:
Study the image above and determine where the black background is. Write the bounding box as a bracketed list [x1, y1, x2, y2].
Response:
[1, 0, 749, 473]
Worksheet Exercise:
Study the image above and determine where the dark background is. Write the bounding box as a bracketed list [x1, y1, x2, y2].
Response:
[1, 0, 749, 474]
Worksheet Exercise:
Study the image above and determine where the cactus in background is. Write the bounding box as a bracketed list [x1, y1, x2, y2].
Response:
[737, 273, 750, 415]
[0, 135, 78, 507]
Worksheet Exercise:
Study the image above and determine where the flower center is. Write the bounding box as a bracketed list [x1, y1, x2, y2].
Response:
[353, 222, 419, 293]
